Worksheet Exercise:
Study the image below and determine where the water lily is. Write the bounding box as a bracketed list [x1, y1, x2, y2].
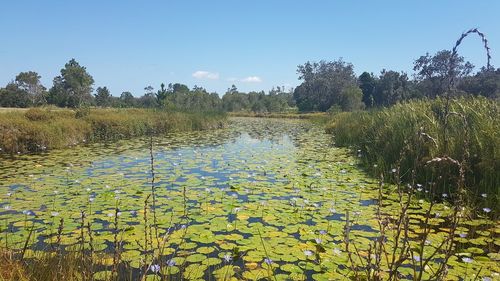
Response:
[149, 264, 160, 273]
[223, 253, 232, 263]
[51, 211, 59, 217]
[319, 230, 327, 235]
[413, 255, 421, 262]
[315, 238, 322, 244]
[304, 250, 313, 256]
[166, 259, 176, 267]
[333, 248, 342, 256]
[462, 257, 473, 263]
[459, 233, 467, 238]
[264, 258, 273, 265]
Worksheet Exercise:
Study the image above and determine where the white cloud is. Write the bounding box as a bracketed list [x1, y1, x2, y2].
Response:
[226, 77, 238, 82]
[192, 70, 219, 80]
[241, 76, 262, 83]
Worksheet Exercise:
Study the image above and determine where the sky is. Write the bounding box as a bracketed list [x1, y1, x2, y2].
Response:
[1, 1, 499, 97]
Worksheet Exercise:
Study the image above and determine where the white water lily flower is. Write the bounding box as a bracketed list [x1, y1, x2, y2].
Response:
[462, 257, 473, 263]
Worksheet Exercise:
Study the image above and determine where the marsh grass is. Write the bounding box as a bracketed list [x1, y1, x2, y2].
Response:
[0, 108, 226, 154]
[326, 97, 499, 210]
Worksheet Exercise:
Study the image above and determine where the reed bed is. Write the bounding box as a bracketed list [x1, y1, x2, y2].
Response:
[0, 108, 226, 154]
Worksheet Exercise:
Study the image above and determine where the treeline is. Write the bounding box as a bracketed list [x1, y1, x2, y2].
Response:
[0, 59, 294, 113]
[294, 50, 499, 112]
[1, 51, 499, 112]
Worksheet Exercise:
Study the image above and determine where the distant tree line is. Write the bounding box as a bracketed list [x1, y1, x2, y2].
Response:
[1, 53, 499, 112]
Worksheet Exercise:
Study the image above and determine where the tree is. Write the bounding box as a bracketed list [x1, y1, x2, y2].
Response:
[294, 59, 358, 111]
[15, 71, 47, 106]
[339, 86, 365, 111]
[358, 72, 376, 107]
[120, 91, 136, 107]
[413, 50, 474, 97]
[0, 83, 31, 108]
[94, 86, 111, 107]
[47, 59, 94, 107]
[459, 67, 500, 99]
[156, 83, 168, 106]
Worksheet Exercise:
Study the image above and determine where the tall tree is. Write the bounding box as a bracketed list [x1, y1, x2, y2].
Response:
[15, 71, 47, 106]
[358, 72, 376, 107]
[413, 50, 474, 97]
[94, 86, 111, 107]
[47, 59, 95, 107]
[294, 59, 358, 111]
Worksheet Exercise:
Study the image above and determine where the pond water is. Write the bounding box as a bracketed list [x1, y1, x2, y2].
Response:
[0, 117, 498, 280]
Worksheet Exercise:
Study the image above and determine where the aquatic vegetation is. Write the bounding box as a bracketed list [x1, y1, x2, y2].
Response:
[0, 108, 226, 154]
[326, 97, 499, 211]
[0, 117, 498, 280]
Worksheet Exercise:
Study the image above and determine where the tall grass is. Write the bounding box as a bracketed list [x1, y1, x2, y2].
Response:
[326, 97, 499, 209]
[0, 108, 226, 153]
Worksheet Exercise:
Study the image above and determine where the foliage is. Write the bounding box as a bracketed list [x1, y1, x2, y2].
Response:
[326, 97, 500, 208]
[47, 59, 95, 108]
[94, 86, 112, 107]
[294, 59, 358, 112]
[0, 108, 226, 153]
[222, 85, 293, 113]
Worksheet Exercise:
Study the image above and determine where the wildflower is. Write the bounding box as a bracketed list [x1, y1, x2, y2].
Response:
[149, 264, 160, 273]
[315, 238, 322, 244]
[105, 185, 110, 189]
[329, 208, 337, 214]
[481, 193, 487, 198]
[304, 250, 313, 256]
[180, 224, 187, 229]
[264, 258, 273, 265]
[51, 211, 59, 217]
[86, 188, 91, 192]
[223, 254, 232, 263]
[483, 208, 491, 213]
[340, 169, 347, 174]
[233, 207, 241, 213]
[54, 190, 59, 194]
[442, 193, 448, 198]
[482, 277, 492, 281]
[459, 233, 467, 238]
[462, 257, 473, 263]
[6, 192, 12, 197]
[319, 230, 327, 235]
[391, 168, 397, 173]
[333, 248, 342, 256]
[166, 259, 176, 267]
[89, 197, 95, 202]
[107, 213, 114, 217]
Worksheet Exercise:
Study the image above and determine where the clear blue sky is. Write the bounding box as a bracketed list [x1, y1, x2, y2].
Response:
[1, 1, 499, 96]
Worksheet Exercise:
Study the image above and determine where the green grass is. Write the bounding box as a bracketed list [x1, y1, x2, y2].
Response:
[0, 107, 226, 153]
[326, 97, 499, 208]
